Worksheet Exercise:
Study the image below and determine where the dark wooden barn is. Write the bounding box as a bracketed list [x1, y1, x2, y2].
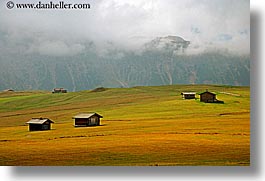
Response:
[26, 118, 54, 131]
[52, 88, 67, 93]
[73, 113, 103, 127]
[199, 90, 224, 103]
[181, 92, 196, 99]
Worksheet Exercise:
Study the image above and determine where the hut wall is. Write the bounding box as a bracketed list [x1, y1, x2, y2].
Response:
[75, 118, 88, 126]
[42, 123, 50, 130]
[29, 123, 51, 131]
[184, 94, 195, 99]
[29, 124, 43, 131]
[90, 115, 100, 126]
[200, 93, 216, 102]
[75, 116, 100, 126]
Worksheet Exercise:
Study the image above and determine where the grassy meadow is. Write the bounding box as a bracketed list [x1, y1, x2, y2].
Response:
[0, 85, 250, 166]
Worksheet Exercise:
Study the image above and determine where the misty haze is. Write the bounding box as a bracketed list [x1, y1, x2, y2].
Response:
[0, 0, 250, 91]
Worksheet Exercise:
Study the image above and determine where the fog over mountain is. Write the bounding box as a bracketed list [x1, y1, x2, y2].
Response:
[0, 0, 250, 91]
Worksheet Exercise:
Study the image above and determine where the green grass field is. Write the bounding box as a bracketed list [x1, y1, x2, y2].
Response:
[0, 85, 250, 166]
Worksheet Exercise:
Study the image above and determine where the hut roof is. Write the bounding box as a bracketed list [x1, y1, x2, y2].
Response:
[26, 118, 54, 124]
[181, 92, 196, 95]
[198, 91, 216, 95]
[54, 88, 65, 90]
[73, 113, 103, 119]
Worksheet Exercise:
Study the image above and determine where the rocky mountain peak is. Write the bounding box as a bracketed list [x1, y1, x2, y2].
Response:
[144, 35, 190, 54]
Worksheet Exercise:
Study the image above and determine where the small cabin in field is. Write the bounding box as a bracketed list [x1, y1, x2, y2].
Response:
[181, 92, 196, 99]
[73, 113, 103, 127]
[26, 118, 54, 131]
[4, 89, 14, 92]
[199, 90, 224, 103]
[52, 88, 67, 93]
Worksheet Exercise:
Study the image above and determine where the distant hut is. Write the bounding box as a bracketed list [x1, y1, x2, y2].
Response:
[4, 89, 14, 92]
[199, 90, 224, 103]
[26, 118, 54, 131]
[52, 88, 67, 93]
[181, 92, 196, 99]
[73, 113, 103, 127]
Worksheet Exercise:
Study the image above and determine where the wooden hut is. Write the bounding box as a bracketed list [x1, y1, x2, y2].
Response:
[199, 90, 216, 103]
[52, 88, 67, 93]
[4, 89, 14, 92]
[26, 118, 54, 131]
[73, 113, 103, 127]
[181, 92, 196, 99]
[199, 90, 224, 103]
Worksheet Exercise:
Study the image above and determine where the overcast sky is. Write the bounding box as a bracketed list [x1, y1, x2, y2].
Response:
[0, 0, 249, 56]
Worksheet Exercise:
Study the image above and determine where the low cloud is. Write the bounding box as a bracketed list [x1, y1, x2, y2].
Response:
[28, 41, 85, 56]
[0, 0, 249, 57]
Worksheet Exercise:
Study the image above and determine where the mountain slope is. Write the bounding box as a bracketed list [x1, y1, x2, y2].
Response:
[0, 36, 250, 91]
